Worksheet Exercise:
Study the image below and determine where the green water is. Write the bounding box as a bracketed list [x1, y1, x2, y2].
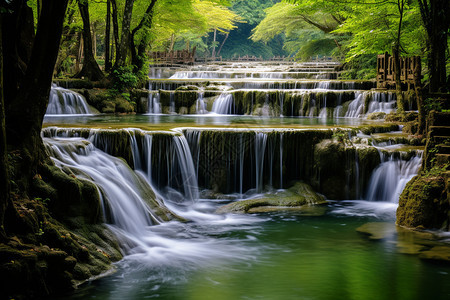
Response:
[44, 114, 373, 131]
[58, 202, 450, 300]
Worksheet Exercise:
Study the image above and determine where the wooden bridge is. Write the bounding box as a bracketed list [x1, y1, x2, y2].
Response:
[377, 52, 421, 89]
[150, 48, 196, 65]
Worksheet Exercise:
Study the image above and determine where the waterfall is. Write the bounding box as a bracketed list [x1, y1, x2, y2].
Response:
[255, 133, 268, 193]
[196, 92, 208, 114]
[367, 92, 396, 114]
[44, 137, 163, 243]
[169, 92, 175, 114]
[127, 130, 199, 202]
[148, 93, 162, 114]
[345, 92, 365, 118]
[279, 92, 284, 117]
[46, 85, 92, 115]
[365, 153, 422, 203]
[147, 83, 161, 114]
[211, 93, 235, 114]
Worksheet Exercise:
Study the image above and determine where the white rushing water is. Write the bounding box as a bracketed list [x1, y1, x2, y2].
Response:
[45, 136, 263, 268]
[365, 152, 422, 203]
[46, 85, 92, 115]
[211, 93, 234, 114]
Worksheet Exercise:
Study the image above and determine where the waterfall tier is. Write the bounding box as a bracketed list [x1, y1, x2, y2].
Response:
[43, 126, 421, 201]
[46, 86, 92, 115]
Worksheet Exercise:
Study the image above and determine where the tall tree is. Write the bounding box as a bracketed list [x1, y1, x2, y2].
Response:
[417, 0, 450, 92]
[105, 0, 112, 72]
[74, 0, 104, 81]
[0, 11, 9, 240]
[2, 0, 69, 194]
[115, 0, 134, 68]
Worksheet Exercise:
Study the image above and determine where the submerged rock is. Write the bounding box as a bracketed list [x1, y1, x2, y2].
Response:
[356, 222, 397, 240]
[215, 182, 327, 214]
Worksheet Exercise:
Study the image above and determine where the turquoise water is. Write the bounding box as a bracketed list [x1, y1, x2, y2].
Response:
[57, 201, 450, 300]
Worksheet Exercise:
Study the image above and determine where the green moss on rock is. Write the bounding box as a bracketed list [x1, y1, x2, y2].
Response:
[216, 181, 327, 214]
[396, 173, 449, 230]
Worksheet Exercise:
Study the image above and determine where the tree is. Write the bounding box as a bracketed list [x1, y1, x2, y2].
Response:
[1, 0, 69, 212]
[417, 0, 450, 92]
[0, 10, 8, 239]
[74, 0, 105, 81]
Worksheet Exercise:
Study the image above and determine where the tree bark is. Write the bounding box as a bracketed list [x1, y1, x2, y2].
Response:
[115, 0, 134, 68]
[217, 33, 229, 57]
[5, 0, 69, 191]
[2, 1, 35, 110]
[129, 0, 158, 72]
[0, 14, 10, 239]
[74, 0, 104, 81]
[392, 46, 404, 112]
[413, 56, 425, 135]
[111, 0, 120, 62]
[393, 0, 405, 113]
[105, 0, 112, 72]
[418, 0, 450, 92]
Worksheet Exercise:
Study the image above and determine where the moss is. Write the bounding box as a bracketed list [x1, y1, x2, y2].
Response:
[397, 174, 449, 230]
[312, 138, 380, 199]
[80, 89, 134, 113]
[216, 181, 327, 214]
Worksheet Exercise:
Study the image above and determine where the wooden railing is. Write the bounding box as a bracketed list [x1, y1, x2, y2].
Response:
[377, 52, 421, 89]
[150, 47, 196, 65]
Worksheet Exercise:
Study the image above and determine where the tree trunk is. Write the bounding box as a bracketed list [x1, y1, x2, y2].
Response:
[414, 56, 425, 135]
[74, 0, 104, 81]
[418, 0, 450, 92]
[392, 46, 404, 112]
[92, 22, 97, 58]
[115, 0, 134, 68]
[75, 31, 83, 74]
[212, 29, 217, 59]
[217, 33, 229, 57]
[2, 1, 35, 110]
[5, 0, 69, 191]
[0, 14, 10, 239]
[111, 0, 120, 63]
[105, 0, 112, 72]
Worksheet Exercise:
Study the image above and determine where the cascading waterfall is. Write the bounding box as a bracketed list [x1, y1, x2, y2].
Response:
[46, 85, 92, 115]
[365, 152, 422, 203]
[366, 92, 396, 114]
[212, 93, 234, 114]
[345, 92, 365, 118]
[147, 82, 162, 114]
[196, 92, 208, 114]
[44, 137, 163, 250]
[169, 92, 175, 114]
[254, 133, 268, 193]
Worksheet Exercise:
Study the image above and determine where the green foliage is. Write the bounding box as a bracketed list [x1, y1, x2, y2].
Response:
[112, 66, 138, 91]
[340, 54, 377, 80]
[295, 38, 336, 61]
[424, 98, 443, 112]
[232, 0, 276, 25]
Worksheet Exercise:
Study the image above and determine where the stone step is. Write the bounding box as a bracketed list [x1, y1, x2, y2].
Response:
[429, 126, 450, 137]
[435, 154, 450, 167]
[433, 136, 450, 144]
[432, 111, 450, 126]
[437, 144, 450, 155]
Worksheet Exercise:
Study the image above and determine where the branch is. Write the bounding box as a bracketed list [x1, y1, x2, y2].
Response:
[131, 0, 158, 36]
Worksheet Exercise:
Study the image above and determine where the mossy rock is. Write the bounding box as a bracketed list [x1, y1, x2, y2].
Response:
[356, 222, 397, 240]
[216, 182, 326, 214]
[313, 139, 380, 199]
[397, 174, 449, 230]
[81, 89, 134, 113]
[366, 112, 386, 120]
